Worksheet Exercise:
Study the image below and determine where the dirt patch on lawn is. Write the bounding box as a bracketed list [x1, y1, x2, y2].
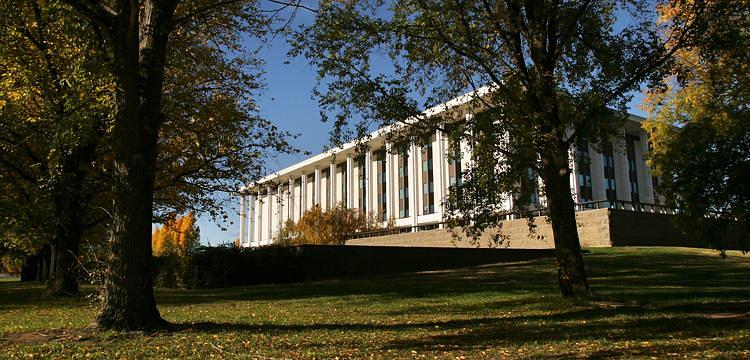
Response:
[0, 328, 107, 346]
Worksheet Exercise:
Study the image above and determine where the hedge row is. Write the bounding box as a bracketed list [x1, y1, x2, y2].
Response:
[152, 245, 556, 289]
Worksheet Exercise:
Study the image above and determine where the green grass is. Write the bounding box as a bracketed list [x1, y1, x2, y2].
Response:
[1, 247, 749, 359]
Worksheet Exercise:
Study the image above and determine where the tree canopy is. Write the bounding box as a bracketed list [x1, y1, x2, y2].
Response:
[292, 0, 698, 296]
[643, 0, 750, 250]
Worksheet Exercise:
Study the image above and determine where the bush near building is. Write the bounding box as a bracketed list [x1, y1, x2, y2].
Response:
[276, 204, 381, 245]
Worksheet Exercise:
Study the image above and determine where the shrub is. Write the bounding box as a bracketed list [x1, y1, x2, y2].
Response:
[154, 245, 307, 289]
[293, 204, 380, 245]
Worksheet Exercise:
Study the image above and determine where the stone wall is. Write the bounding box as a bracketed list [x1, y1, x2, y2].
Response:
[346, 209, 612, 248]
[347, 209, 745, 250]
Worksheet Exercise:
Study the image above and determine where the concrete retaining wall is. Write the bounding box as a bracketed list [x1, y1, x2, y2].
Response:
[347, 209, 612, 248]
[346, 209, 744, 250]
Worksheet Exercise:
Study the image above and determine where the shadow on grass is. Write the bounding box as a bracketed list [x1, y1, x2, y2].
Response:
[174, 300, 748, 354]
[1, 247, 749, 357]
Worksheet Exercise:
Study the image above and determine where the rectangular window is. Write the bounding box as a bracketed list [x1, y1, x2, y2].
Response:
[375, 149, 387, 221]
[576, 137, 593, 203]
[337, 162, 347, 208]
[357, 156, 366, 212]
[602, 141, 617, 203]
[421, 135, 435, 214]
[526, 168, 539, 205]
[626, 135, 640, 203]
[397, 146, 409, 218]
[309, 173, 316, 206]
[448, 149, 462, 189]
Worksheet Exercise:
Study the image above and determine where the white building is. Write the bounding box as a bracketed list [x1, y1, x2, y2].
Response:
[237, 90, 664, 248]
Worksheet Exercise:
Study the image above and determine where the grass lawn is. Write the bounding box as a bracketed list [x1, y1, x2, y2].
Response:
[1, 247, 748, 359]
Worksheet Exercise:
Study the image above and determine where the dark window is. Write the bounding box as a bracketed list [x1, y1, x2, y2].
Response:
[322, 168, 330, 209]
[526, 168, 539, 205]
[375, 149, 387, 221]
[576, 137, 593, 203]
[337, 162, 347, 208]
[448, 148, 462, 190]
[397, 146, 409, 218]
[357, 156, 366, 212]
[626, 135, 640, 203]
[602, 141, 617, 203]
[309, 173, 316, 206]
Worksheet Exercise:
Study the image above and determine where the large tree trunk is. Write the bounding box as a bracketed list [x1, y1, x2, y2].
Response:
[94, 23, 164, 331]
[94, 88, 165, 329]
[94, 0, 176, 330]
[540, 147, 591, 298]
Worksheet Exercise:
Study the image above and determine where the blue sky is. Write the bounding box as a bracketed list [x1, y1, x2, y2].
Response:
[197, 12, 330, 245]
[196, 7, 651, 245]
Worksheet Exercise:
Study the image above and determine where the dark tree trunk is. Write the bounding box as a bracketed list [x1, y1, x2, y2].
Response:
[94, 62, 165, 330]
[540, 147, 591, 298]
[20, 251, 44, 282]
[46, 148, 92, 296]
[47, 212, 83, 296]
[94, 0, 177, 330]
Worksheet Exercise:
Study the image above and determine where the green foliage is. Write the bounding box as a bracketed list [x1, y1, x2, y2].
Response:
[290, 0, 698, 295]
[643, 1, 750, 250]
[0, 0, 298, 270]
[290, 0, 682, 239]
[0, 0, 111, 257]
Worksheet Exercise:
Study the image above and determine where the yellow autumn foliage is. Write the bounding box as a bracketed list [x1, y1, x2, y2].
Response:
[280, 204, 380, 245]
[152, 212, 200, 256]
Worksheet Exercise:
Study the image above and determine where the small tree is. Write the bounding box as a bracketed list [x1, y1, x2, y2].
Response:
[152, 212, 200, 257]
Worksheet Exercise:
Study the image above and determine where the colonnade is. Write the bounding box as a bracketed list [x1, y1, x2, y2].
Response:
[238, 117, 658, 247]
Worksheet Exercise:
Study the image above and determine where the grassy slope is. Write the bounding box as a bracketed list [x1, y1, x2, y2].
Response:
[0, 247, 748, 359]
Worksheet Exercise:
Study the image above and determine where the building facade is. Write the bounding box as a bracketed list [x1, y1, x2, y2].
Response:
[237, 93, 663, 248]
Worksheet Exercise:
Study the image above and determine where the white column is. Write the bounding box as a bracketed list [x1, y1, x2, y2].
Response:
[288, 178, 294, 221]
[277, 184, 284, 232]
[410, 143, 419, 227]
[239, 194, 247, 246]
[266, 186, 273, 243]
[346, 154, 354, 209]
[384, 143, 393, 221]
[365, 150, 372, 214]
[248, 194, 256, 246]
[254, 193, 262, 245]
[435, 130, 446, 221]
[300, 174, 307, 214]
[314, 167, 321, 206]
[329, 161, 336, 209]
[590, 145, 605, 201]
[613, 135, 631, 202]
